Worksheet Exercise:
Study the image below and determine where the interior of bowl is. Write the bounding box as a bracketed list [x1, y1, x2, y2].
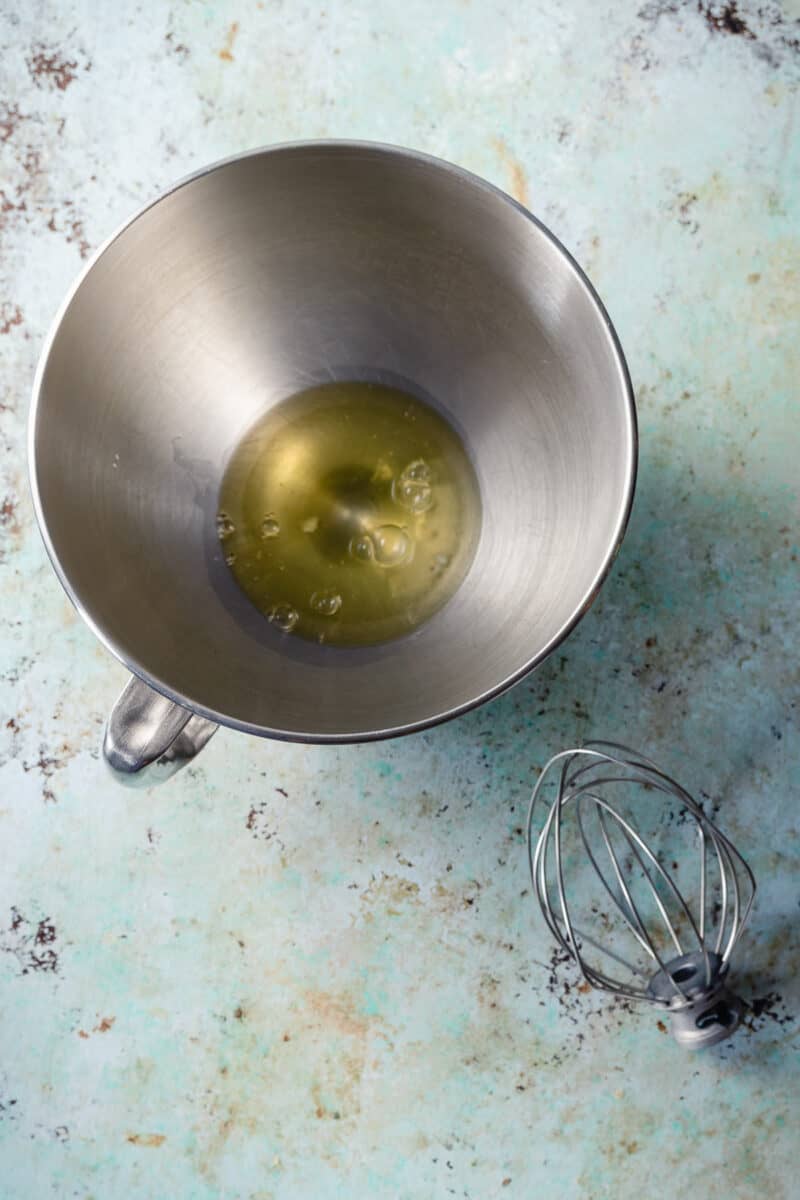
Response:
[31, 142, 636, 740]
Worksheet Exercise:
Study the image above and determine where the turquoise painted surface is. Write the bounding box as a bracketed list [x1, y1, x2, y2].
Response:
[1, 1, 798, 1196]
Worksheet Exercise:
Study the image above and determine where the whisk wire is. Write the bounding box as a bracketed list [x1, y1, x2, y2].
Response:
[711, 828, 754, 963]
[533, 777, 648, 994]
[699, 824, 707, 944]
[578, 796, 656, 960]
[592, 797, 698, 1000]
[715, 829, 730, 958]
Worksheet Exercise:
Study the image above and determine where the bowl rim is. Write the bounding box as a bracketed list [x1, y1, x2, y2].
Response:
[28, 138, 638, 744]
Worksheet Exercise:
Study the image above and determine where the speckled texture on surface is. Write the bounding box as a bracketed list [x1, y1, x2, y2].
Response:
[1, 2, 798, 1197]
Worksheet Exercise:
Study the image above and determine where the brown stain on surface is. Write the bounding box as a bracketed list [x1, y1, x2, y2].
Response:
[301, 986, 392, 1124]
[0, 304, 23, 336]
[700, 2, 754, 39]
[165, 31, 190, 60]
[47, 204, 90, 259]
[431, 878, 482, 918]
[126, 1133, 166, 1147]
[310, 1052, 363, 1122]
[0, 136, 90, 262]
[27, 46, 85, 90]
[219, 22, 240, 61]
[491, 137, 530, 207]
[77, 1016, 115, 1038]
[360, 873, 421, 918]
[21, 742, 74, 802]
[1, 497, 21, 537]
[0, 103, 27, 142]
[304, 989, 374, 1039]
[1, 909, 60, 974]
[0, 145, 40, 234]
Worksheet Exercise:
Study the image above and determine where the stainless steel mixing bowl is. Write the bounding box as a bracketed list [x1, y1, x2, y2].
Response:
[29, 141, 636, 781]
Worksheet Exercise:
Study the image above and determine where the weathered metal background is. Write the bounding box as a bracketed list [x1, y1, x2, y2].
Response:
[1, 2, 798, 1196]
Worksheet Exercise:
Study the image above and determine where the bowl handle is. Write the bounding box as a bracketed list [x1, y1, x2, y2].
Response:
[103, 675, 218, 787]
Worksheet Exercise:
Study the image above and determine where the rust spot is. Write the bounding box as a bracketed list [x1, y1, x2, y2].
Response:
[35, 920, 56, 946]
[0, 102, 27, 143]
[165, 31, 190, 60]
[67, 216, 90, 259]
[1, 908, 60, 974]
[0, 192, 27, 234]
[282, 1033, 290, 1042]
[577, 981, 592, 994]
[491, 137, 529, 207]
[47, 205, 90, 259]
[1, 495, 21, 534]
[126, 1133, 166, 1147]
[675, 191, 699, 234]
[233, 1006, 244, 1021]
[245, 798, 284, 845]
[657, 1019, 667, 1033]
[6, 717, 20, 733]
[27, 46, 86, 90]
[219, 21, 239, 61]
[22, 745, 70, 801]
[0, 305, 23, 336]
[77, 1015, 115, 1037]
[502, 1181, 512, 1188]
[21, 146, 42, 179]
[700, 2, 754, 38]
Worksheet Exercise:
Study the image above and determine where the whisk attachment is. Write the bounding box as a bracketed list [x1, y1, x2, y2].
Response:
[527, 741, 756, 1048]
